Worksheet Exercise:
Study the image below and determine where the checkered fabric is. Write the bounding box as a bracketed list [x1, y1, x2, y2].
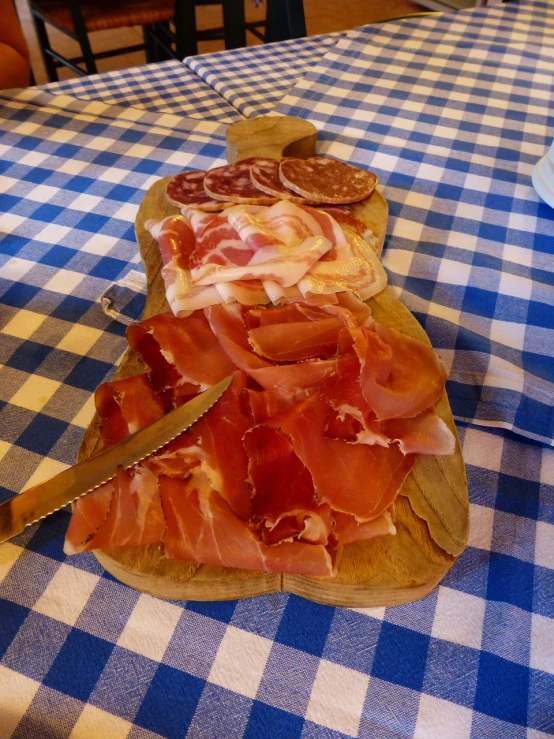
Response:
[39, 61, 243, 124]
[1, 3, 554, 737]
[185, 33, 341, 118]
[276, 0, 554, 447]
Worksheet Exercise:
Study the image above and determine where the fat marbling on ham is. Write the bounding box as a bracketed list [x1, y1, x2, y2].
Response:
[64, 295, 456, 576]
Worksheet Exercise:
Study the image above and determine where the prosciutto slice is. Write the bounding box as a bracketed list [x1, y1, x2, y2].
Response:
[245, 425, 334, 546]
[248, 317, 344, 361]
[64, 466, 164, 554]
[160, 473, 338, 576]
[267, 393, 415, 521]
[65, 291, 454, 575]
[351, 323, 447, 420]
[127, 311, 235, 393]
[95, 375, 165, 447]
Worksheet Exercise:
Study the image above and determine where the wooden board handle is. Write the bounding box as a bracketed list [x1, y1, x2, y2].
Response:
[226, 115, 317, 163]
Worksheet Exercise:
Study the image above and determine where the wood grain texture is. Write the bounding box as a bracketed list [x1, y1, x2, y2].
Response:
[226, 116, 317, 163]
[79, 178, 468, 608]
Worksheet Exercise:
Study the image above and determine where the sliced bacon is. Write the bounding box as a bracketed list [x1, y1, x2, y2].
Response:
[160, 473, 338, 576]
[147, 215, 208, 317]
[95, 375, 165, 447]
[317, 206, 377, 249]
[193, 235, 332, 289]
[190, 213, 256, 269]
[127, 311, 235, 392]
[215, 280, 270, 307]
[181, 207, 220, 238]
[65, 466, 165, 553]
[268, 393, 414, 521]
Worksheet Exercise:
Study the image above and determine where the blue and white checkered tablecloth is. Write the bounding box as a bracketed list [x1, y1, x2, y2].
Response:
[39, 60, 243, 124]
[1, 3, 554, 737]
[185, 34, 341, 118]
[276, 0, 554, 447]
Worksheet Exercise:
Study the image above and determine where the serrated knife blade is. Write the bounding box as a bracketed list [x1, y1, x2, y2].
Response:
[0, 374, 233, 545]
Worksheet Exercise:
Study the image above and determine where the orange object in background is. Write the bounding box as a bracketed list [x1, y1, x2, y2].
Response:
[0, 0, 31, 90]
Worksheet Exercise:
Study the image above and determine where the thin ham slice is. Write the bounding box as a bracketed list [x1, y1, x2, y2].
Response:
[268, 393, 414, 521]
[248, 317, 344, 361]
[245, 425, 334, 546]
[384, 410, 456, 455]
[64, 480, 114, 555]
[189, 371, 253, 518]
[317, 207, 378, 250]
[127, 311, 235, 392]
[351, 323, 447, 420]
[64, 466, 165, 554]
[333, 509, 396, 545]
[95, 375, 165, 447]
[160, 473, 338, 576]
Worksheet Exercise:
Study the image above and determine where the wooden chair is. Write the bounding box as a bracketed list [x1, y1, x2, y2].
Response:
[29, 0, 308, 82]
[30, 0, 178, 80]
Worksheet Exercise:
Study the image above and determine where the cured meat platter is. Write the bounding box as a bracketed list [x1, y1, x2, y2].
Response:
[77, 117, 469, 607]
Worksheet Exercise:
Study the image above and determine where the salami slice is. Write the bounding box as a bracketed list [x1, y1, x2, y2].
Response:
[279, 158, 378, 204]
[204, 158, 278, 205]
[166, 170, 225, 211]
[250, 158, 316, 204]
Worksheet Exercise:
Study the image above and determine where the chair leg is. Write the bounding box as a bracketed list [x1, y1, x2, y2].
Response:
[67, 0, 98, 74]
[31, 13, 59, 82]
[265, 0, 306, 42]
[174, 0, 198, 58]
[222, 0, 246, 49]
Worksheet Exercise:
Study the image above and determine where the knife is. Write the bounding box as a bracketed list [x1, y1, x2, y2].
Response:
[0, 374, 233, 545]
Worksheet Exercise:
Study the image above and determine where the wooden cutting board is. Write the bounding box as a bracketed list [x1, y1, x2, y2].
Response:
[78, 118, 469, 607]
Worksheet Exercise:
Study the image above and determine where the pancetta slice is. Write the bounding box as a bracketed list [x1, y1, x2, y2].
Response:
[127, 311, 235, 393]
[160, 472, 338, 576]
[298, 228, 387, 300]
[147, 215, 222, 317]
[95, 375, 165, 447]
[193, 236, 332, 288]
